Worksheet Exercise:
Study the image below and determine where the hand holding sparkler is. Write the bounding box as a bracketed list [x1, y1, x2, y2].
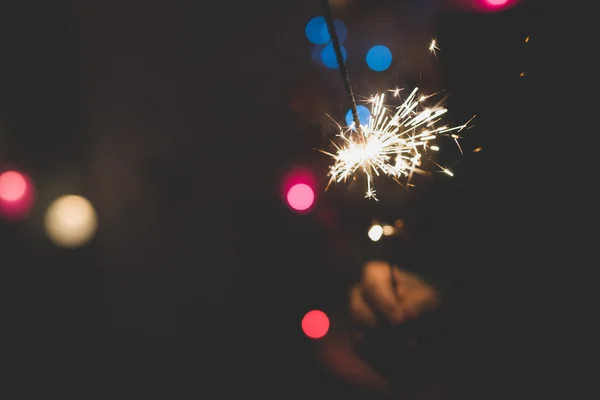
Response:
[318, 260, 443, 395]
[350, 261, 439, 328]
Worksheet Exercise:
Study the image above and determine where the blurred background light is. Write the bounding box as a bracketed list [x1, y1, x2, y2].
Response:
[479, 0, 517, 12]
[368, 224, 383, 241]
[345, 105, 371, 128]
[366, 45, 392, 72]
[323, 19, 348, 44]
[0, 171, 27, 201]
[446, 0, 518, 12]
[0, 170, 35, 220]
[281, 168, 317, 213]
[485, 0, 509, 6]
[311, 44, 326, 67]
[44, 195, 98, 248]
[301, 310, 329, 339]
[286, 183, 315, 212]
[305, 17, 348, 45]
[305, 16, 329, 45]
[382, 225, 394, 236]
[321, 43, 347, 69]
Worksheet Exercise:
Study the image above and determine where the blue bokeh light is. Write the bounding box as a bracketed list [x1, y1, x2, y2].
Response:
[305, 17, 329, 45]
[345, 105, 371, 128]
[311, 45, 325, 67]
[366, 45, 393, 71]
[306, 17, 348, 45]
[321, 43, 347, 69]
[320, 20, 348, 43]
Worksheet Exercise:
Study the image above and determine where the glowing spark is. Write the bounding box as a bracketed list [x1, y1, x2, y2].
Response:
[525, 36, 530, 43]
[429, 39, 440, 58]
[318, 87, 473, 200]
[388, 88, 404, 97]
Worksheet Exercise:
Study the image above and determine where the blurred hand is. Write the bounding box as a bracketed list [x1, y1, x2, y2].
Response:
[318, 261, 440, 394]
[350, 261, 439, 330]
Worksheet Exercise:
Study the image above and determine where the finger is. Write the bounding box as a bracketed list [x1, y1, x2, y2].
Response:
[349, 285, 377, 328]
[399, 296, 423, 319]
[411, 286, 438, 311]
[361, 261, 404, 324]
[392, 267, 422, 293]
[393, 267, 439, 317]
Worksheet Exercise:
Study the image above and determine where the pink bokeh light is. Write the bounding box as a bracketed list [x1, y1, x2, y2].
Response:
[481, 0, 515, 11]
[281, 168, 317, 213]
[443, 0, 517, 12]
[0, 170, 35, 220]
[286, 183, 315, 211]
[486, 0, 508, 5]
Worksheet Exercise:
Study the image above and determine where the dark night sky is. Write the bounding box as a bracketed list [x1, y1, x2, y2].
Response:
[1, 1, 558, 399]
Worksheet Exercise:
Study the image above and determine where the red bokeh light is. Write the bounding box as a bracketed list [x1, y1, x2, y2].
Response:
[302, 310, 330, 339]
[0, 170, 35, 220]
[287, 183, 314, 211]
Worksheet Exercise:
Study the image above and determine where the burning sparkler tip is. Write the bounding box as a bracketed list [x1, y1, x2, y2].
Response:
[318, 86, 466, 199]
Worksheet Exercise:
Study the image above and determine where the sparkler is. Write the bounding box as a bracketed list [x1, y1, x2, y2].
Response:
[318, 87, 473, 200]
[317, 0, 473, 201]
[429, 39, 440, 58]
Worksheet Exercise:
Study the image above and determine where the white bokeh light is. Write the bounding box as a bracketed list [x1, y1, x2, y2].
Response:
[44, 195, 98, 248]
[368, 224, 383, 242]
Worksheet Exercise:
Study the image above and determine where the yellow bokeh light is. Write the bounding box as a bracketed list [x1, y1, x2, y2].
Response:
[382, 225, 395, 236]
[44, 195, 98, 248]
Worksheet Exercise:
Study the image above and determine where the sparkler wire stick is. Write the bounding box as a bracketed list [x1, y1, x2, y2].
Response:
[320, 0, 401, 301]
[321, 0, 362, 134]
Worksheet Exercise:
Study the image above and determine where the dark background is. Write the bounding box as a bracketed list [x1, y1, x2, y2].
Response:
[1, 1, 555, 399]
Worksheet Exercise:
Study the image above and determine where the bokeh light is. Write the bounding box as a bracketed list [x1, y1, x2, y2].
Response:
[368, 224, 383, 241]
[446, 0, 518, 12]
[366, 45, 392, 72]
[281, 168, 317, 213]
[305, 17, 348, 45]
[302, 310, 330, 339]
[0, 171, 27, 201]
[311, 44, 326, 67]
[305, 16, 329, 45]
[382, 225, 395, 236]
[321, 19, 348, 44]
[485, 0, 509, 6]
[321, 43, 347, 69]
[0, 170, 35, 220]
[478, 0, 517, 11]
[44, 195, 98, 248]
[345, 105, 371, 127]
[286, 184, 315, 212]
